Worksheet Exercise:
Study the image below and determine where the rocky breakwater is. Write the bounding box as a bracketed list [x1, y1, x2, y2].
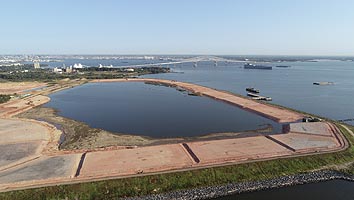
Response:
[125, 170, 354, 200]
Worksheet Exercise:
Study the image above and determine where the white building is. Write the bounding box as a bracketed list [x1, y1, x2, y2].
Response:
[33, 61, 41, 69]
[53, 67, 63, 74]
[98, 64, 113, 68]
[73, 63, 83, 69]
[124, 68, 135, 72]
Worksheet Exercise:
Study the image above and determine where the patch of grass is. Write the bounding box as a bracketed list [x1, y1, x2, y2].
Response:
[0, 94, 11, 104]
[1, 124, 354, 200]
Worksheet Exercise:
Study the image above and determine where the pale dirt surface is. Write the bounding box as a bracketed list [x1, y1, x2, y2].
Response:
[0, 154, 80, 185]
[289, 122, 333, 136]
[0, 78, 347, 192]
[187, 136, 293, 165]
[0, 117, 62, 172]
[0, 142, 42, 168]
[80, 144, 194, 177]
[0, 82, 46, 94]
[0, 95, 50, 118]
[270, 132, 339, 152]
[0, 118, 49, 143]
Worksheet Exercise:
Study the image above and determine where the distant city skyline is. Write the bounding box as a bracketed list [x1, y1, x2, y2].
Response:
[1, 0, 354, 56]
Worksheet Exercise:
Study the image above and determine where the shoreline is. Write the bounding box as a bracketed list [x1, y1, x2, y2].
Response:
[125, 170, 354, 200]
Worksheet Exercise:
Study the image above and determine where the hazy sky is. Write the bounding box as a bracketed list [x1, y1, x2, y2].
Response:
[1, 0, 354, 55]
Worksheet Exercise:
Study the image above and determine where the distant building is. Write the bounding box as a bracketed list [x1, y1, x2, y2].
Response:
[124, 68, 135, 72]
[53, 67, 63, 74]
[66, 65, 73, 73]
[73, 63, 83, 69]
[144, 56, 155, 60]
[33, 61, 41, 69]
[98, 64, 113, 68]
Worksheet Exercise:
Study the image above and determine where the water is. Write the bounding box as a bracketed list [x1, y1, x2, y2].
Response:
[216, 180, 354, 200]
[143, 60, 354, 126]
[44, 58, 354, 125]
[45, 82, 279, 138]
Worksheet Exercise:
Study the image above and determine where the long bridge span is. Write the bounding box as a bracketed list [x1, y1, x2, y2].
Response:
[117, 56, 247, 68]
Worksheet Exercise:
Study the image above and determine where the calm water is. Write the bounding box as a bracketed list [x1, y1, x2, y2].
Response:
[216, 180, 354, 200]
[46, 82, 279, 138]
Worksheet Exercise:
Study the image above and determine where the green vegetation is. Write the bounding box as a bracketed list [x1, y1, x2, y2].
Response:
[0, 66, 170, 82]
[0, 64, 48, 72]
[0, 94, 11, 104]
[1, 124, 353, 200]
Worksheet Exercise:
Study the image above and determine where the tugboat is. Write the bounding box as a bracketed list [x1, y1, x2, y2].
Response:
[246, 87, 260, 93]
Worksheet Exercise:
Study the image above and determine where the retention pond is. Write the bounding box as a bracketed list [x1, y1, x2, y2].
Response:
[45, 82, 280, 138]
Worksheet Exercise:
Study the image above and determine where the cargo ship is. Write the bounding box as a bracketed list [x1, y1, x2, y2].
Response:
[244, 63, 272, 70]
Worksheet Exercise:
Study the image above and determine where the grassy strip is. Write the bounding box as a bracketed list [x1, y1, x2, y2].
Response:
[1, 124, 353, 200]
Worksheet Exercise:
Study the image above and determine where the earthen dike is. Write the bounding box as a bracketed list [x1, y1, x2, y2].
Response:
[0, 78, 348, 192]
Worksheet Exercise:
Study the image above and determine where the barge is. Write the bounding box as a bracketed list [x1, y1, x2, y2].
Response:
[247, 92, 272, 101]
[244, 63, 272, 70]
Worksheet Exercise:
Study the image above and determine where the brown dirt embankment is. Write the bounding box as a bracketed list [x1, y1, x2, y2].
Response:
[16, 107, 152, 150]
[0, 82, 46, 94]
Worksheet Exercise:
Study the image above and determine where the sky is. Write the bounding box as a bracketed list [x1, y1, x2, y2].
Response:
[1, 0, 354, 55]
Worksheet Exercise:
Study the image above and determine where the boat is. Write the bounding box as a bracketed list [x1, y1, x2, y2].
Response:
[246, 87, 260, 93]
[247, 92, 259, 97]
[276, 65, 291, 68]
[313, 82, 334, 86]
[247, 93, 272, 101]
[244, 63, 272, 70]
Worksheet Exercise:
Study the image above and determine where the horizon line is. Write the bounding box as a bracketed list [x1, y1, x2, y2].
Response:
[1, 53, 353, 57]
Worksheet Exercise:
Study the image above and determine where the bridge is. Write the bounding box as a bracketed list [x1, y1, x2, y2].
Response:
[117, 56, 247, 68]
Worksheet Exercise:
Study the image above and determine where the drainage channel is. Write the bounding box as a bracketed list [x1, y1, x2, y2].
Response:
[182, 143, 200, 164]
